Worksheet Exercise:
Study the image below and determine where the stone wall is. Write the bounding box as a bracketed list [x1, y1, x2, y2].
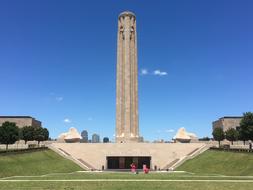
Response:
[212, 117, 241, 131]
[51, 143, 205, 170]
[0, 117, 41, 128]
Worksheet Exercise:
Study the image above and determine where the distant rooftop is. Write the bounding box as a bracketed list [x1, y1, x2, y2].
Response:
[220, 116, 243, 119]
[0, 116, 33, 119]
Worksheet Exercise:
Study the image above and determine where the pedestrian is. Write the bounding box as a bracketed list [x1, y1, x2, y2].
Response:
[130, 162, 136, 174]
[143, 164, 149, 174]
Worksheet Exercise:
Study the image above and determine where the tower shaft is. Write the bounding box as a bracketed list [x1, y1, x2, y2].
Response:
[116, 11, 139, 143]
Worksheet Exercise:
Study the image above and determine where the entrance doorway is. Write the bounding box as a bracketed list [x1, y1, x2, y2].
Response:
[107, 156, 151, 169]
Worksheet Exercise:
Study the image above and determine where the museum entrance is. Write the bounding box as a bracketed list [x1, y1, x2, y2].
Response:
[106, 156, 151, 170]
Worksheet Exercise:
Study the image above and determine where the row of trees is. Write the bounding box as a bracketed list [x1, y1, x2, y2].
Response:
[0, 122, 49, 150]
[213, 112, 253, 147]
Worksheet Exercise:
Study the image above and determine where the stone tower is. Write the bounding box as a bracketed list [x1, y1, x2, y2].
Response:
[116, 11, 140, 143]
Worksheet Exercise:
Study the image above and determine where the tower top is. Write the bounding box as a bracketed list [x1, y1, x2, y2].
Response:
[119, 11, 136, 18]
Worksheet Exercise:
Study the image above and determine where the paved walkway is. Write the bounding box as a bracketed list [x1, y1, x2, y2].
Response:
[0, 179, 253, 182]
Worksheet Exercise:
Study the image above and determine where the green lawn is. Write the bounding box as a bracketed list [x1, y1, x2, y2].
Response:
[1, 149, 253, 189]
[0, 149, 82, 178]
[177, 150, 253, 176]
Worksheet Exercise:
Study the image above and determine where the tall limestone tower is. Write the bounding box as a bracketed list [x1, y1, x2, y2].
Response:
[116, 11, 140, 143]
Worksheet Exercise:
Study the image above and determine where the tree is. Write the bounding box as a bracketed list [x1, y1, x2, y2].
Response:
[103, 137, 109, 143]
[34, 127, 49, 145]
[212, 127, 225, 147]
[42, 128, 49, 142]
[0, 122, 19, 150]
[239, 112, 253, 144]
[225, 128, 239, 145]
[21, 126, 35, 144]
[34, 127, 44, 145]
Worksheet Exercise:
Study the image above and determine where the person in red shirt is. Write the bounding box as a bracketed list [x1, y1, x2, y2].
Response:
[130, 163, 136, 173]
[143, 164, 149, 174]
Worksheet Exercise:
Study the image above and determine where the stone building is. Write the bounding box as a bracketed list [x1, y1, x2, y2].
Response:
[212, 116, 242, 132]
[173, 128, 198, 143]
[58, 127, 82, 143]
[0, 116, 41, 128]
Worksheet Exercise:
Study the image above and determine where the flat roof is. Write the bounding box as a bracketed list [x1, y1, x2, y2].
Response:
[213, 116, 243, 123]
[0, 116, 33, 119]
[222, 116, 243, 119]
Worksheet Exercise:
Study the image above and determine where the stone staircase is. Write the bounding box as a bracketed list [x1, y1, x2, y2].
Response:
[166, 144, 209, 170]
[49, 145, 95, 171]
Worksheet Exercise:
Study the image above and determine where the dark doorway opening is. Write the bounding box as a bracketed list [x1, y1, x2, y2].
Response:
[107, 156, 151, 169]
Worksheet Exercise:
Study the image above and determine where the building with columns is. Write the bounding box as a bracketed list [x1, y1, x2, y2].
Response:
[116, 11, 140, 143]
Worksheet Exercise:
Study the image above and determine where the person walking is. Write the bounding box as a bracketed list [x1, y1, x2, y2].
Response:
[143, 164, 149, 174]
[130, 163, 136, 173]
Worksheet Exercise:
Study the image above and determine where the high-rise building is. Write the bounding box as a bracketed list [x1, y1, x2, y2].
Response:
[116, 11, 140, 143]
[81, 130, 88, 143]
[92, 133, 100, 143]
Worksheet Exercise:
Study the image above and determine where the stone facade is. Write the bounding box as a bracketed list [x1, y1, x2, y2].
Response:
[0, 116, 41, 128]
[212, 116, 242, 132]
[51, 143, 205, 170]
[116, 11, 139, 143]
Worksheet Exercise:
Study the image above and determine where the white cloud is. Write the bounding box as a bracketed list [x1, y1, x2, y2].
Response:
[88, 117, 93, 121]
[165, 129, 175, 133]
[156, 130, 161, 133]
[63, 118, 71, 123]
[154, 70, 168, 76]
[140, 68, 168, 77]
[56, 97, 63, 102]
[140, 69, 148, 75]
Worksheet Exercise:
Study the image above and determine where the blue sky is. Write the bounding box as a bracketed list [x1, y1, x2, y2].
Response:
[0, 0, 252, 141]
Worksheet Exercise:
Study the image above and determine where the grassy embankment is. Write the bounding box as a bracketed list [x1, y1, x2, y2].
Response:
[0, 149, 82, 178]
[177, 150, 253, 176]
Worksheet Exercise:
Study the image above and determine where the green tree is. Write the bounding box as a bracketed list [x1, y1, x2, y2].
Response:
[34, 127, 44, 145]
[42, 128, 49, 142]
[34, 127, 49, 145]
[225, 128, 239, 145]
[212, 127, 225, 147]
[103, 137, 109, 143]
[21, 126, 35, 144]
[239, 112, 253, 144]
[0, 122, 19, 150]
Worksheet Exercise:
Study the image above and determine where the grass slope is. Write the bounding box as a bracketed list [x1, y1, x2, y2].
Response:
[177, 150, 253, 176]
[0, 149, 82, 178]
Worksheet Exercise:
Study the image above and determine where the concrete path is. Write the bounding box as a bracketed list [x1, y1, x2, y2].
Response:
[0, 179, 253, 182]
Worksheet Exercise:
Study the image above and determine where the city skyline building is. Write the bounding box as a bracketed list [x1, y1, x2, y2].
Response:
[81, 130, 88, 143]
[92, 133, 100, 143]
